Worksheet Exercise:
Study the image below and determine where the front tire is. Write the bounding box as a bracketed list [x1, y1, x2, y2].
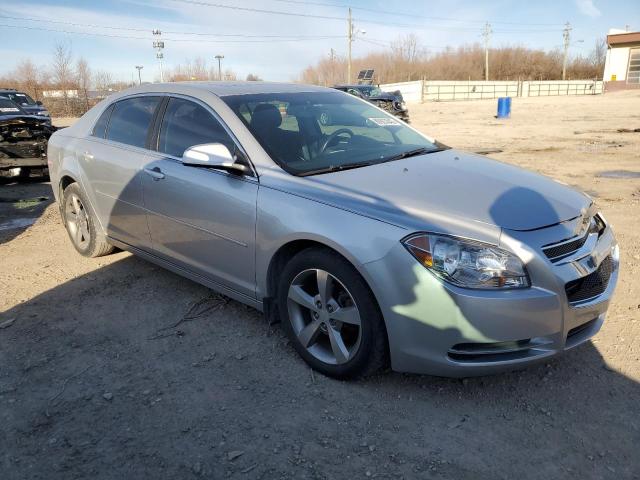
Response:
[62, 183, 114, 258]
[277, 248, 388, 379]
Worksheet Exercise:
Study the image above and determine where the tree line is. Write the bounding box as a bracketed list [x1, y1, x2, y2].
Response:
[300, 34, 607, 86]
[1, 44, 263, 117]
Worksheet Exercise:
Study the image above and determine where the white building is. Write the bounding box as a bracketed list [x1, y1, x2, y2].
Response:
[603, 29, 640, 90]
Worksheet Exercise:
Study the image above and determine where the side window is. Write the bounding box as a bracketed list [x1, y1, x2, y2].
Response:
[92, 104, 113, 138]
[106, 96, 161, 148]
[158, 97, 234, 158]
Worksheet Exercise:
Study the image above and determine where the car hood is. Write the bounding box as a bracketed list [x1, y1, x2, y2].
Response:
[368, 92, 397, 101]
[273, 149, 591, 232]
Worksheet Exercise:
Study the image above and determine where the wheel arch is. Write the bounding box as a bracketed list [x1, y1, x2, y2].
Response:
[264, 237, 389, 339]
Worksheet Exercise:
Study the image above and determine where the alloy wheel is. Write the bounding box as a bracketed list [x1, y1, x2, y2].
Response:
[65, 193, 91, 250]
[287, 269, 362, 365]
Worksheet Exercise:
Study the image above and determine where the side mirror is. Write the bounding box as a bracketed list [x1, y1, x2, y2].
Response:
[182, 143, 248, 174]
[36, 101, 43, 106]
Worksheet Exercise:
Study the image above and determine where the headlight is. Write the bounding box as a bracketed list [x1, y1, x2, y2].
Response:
[402, 233, 529, 289]
[37, 110, 50, 116]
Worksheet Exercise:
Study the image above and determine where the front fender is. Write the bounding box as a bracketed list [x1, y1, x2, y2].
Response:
[255, 185, 407, 300]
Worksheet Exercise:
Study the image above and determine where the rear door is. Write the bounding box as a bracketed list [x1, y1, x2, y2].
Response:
[141, 96, 258, 298]
[81, 95, 161, 250]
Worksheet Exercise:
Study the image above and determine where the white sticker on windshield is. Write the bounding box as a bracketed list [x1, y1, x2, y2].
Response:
[368, 117, 400, 126]
[0, 108, 20, 112]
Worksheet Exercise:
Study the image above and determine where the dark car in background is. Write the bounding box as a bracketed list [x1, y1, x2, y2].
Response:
[333, 84, 409, 122]
[0, 88, 51, 118]
[0, 97, 56, 179]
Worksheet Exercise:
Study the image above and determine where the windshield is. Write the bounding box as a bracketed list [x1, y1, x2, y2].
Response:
[223, 91, 444, 176]
[0, 98, 24, 114]
[6, 92, 36, 106]
[359, 86, 382, 97]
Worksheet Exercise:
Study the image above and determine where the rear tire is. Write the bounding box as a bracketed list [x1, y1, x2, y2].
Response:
[277, 247, 388, 379]
[62, 183, 114, 258]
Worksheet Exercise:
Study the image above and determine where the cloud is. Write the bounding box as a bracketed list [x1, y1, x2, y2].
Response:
[574, 0, 601, 18]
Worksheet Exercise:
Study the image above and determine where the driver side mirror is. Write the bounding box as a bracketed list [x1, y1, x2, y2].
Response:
[182, 143, 248, 174]
[36, 101, 43, 106]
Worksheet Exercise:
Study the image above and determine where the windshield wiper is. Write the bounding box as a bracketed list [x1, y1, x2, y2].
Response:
[383, 147, 444, 163]
[299, 161, 375, 177]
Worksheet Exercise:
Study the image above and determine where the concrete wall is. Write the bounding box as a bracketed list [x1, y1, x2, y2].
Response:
[377, 81, 422, 103]
[380, 80, 603, 103]
[523, 80, 604, 97]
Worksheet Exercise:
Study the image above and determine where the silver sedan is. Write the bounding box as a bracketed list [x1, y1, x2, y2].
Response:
[48, 82, 619, 378]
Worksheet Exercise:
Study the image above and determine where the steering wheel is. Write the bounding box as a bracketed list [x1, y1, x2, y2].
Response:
[320, 128, 354, 154]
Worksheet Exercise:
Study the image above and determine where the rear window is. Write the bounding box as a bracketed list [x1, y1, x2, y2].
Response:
[106, 96, 161, 148]
[92, 104, 114, 138]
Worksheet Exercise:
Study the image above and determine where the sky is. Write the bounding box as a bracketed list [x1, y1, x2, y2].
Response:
[1, 0, 638, 83]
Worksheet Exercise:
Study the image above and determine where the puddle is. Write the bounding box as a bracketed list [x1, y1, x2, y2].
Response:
[597, 170, 640, 179]
[0, 217, 37, 231]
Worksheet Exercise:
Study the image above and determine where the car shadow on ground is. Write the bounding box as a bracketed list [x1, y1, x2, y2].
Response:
[1, 252, 638, 479]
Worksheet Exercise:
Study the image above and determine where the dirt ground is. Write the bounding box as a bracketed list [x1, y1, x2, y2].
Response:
[1, 91, 639, 480]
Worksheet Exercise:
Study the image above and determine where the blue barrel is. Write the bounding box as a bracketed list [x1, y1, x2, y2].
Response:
[497, 97, 511, 118]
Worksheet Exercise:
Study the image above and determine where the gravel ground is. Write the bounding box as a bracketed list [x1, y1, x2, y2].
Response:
[1, 91, 639, 480]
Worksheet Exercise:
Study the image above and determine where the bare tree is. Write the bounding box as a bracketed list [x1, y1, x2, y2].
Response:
[52, 41, 74, 115]
[589, 37, 607, 78]
[246, 73, 262, 81]
[14, 59, 42, 101]
[76, 57, 91, 111]
[391, 34, 421, 63]
[94, 70, 113, 91]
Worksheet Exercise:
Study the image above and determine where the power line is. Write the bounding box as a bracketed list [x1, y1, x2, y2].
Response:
[0, 23, 344, 42]
[271, 0, 566, 26]
[166, 0, 566, 33]
[0, 14, 345, 38]
[166, 0, 345, 20]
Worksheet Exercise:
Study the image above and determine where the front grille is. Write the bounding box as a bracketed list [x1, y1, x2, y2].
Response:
[543, 234, 588, 261]
[565, 255, 614, 304]
[542, 214, 606, 262]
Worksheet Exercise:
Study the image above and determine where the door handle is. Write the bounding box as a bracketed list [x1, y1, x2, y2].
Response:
[83, 151, 94, 160]
[144, 167, 165, 181]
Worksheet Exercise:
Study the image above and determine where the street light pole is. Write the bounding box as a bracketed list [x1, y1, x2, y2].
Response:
[153, 30, 165, 82]
[215, 54, 224, 81]
[135, 65, 143, 85]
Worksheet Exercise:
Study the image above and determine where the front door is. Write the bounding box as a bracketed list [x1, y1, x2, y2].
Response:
[141, 97, 258, 298]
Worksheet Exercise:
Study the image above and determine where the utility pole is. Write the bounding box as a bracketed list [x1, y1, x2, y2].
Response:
[482, 22, 492, 81]
[215, 54, 224, 81]
[153, 30, 164, 82]
[346, 9, 365, 84]
[347, 8, 353, 84]
[562, 22, 572, 81]
[135, 65, 143, 85]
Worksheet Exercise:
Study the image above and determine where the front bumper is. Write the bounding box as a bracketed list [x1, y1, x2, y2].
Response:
[362, 218, 619, 377]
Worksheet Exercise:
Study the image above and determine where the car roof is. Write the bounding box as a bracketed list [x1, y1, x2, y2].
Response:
[115, 81, 333, 98]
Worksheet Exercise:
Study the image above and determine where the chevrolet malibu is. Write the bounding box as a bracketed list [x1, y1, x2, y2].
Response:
[48, 82, 619, 379]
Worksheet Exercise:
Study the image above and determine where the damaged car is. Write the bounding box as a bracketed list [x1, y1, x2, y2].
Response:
[0, 88, 51, 118]
[0, 97, 56, 179]
[333, 84, 409, 122]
